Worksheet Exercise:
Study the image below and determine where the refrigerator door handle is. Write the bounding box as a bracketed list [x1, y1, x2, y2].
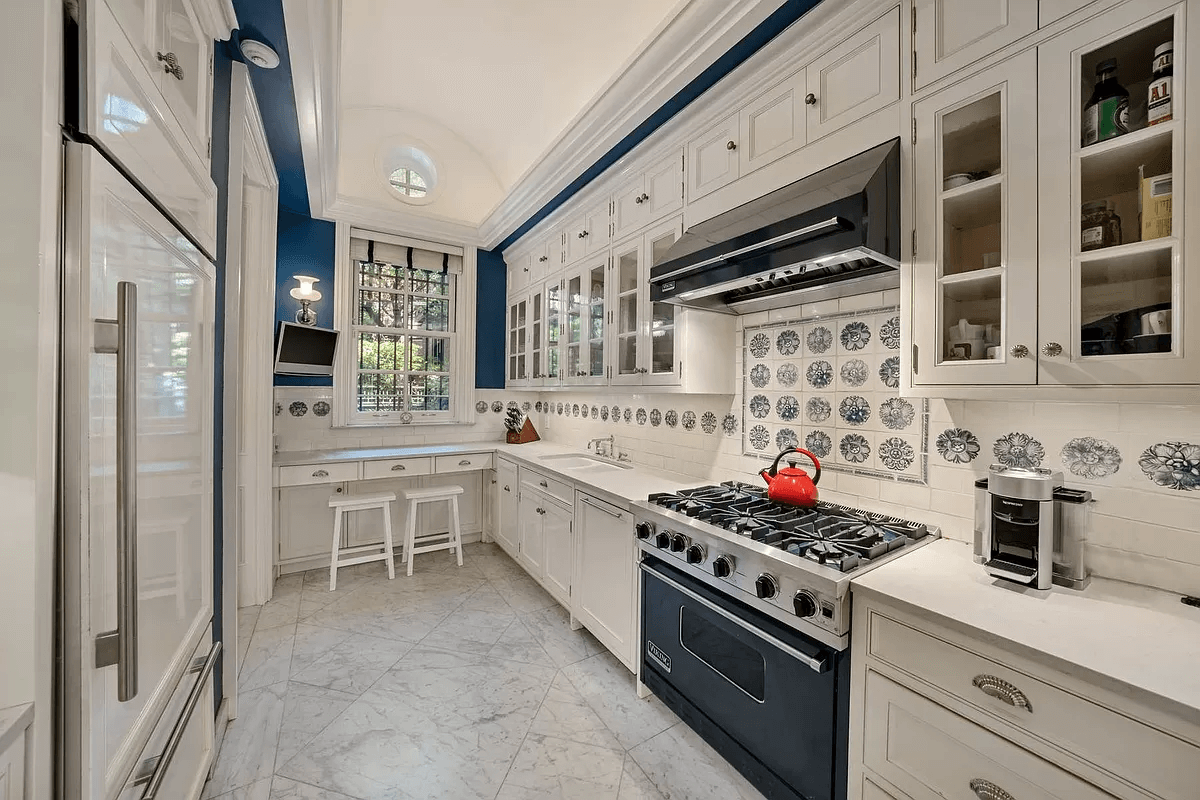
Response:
[93, 281, 140, 702]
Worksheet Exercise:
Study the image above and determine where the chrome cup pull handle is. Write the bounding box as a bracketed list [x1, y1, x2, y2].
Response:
[312, 469, 329, 478]
[93, 281, 139, 702]
[969, 778, 1016, 800]
[458, 459, 472, 466]
[972, 674, 1032, 712]
[391, 464, 406, 471]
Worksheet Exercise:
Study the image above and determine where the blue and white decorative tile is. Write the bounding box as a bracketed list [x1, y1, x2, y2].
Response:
[776, 427, 800, 450]
[839, 320, 871, 352]
[624, 407, 633, 423]
[805, 397, 831, 424]
[935, 428, 980, 464]
[599, 405, 609, 421]
[475, 400, 489, 414]
[722, 414, 738, 436]
[749, 332, 771, 359]
[879, 397, 915, 431]
[581, 404, 589, 418]
[1137, 441, 1200, 491]
[750, 395, 771, 419]
[878, 436, 916, 471]
[399, 411, 413, 424]
[776, 329, 801, 357]
[839, 358, 868, 388]
[1061, 437, 1122, 480]
[536, 401, 544, 413]
[682, 411, 697, 431]
[776, 362, 799, 388]
[749, 364, 772, 389]
[289, 401, 308, 417]
[636, 408, 647, 425]
[650, 409, 662, 427]
[805, 429, 833, 459]
[610, 405, 620, 423]
[701, 411, 718, 434]
[749, 425, 771, 451]
[806, 360, 834, 389]
[880, 316, 901, 350]
[839, 433, 872, 464]
[591, 405, 599, 419]
[312, 400, 331, 417]
[556, 402, 564, 415]
[507, 400, 519, 408]
[520, 401, 531, 413]
[776, 395, 800, 422]
[492, 401, 504, 413]
[572, 403, 581, 417]
[839, 395, 871, 426]
[878, 356, 901, 389]
[665, 409, 678, 428]
[806, 325, 833, 355]
[994, 432, 1046, 469]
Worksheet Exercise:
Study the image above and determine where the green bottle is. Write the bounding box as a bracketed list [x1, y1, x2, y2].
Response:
[1082, 59, 1130, 146]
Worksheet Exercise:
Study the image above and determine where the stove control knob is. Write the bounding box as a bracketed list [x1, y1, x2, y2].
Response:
[685, 544, 706, 564]
[654, 531, 672, 549]
[669, 533, 690, 553]
[793, 591, 818, 618]
[635, 522, 654, 540]
[755, 573, 779, 600]
[712, 555, 735, 578]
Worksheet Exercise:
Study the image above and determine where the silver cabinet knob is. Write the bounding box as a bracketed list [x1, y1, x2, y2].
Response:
[1041, 342, 1063, 357]
[969, 778, 1015, 800]
[805, 93, 817, 105]
[726, 140, 737, 151]
[634, 195, 644, 205]
[1010, 344, 1030, 359]
[538, 255, 548, 262]
[522, 266, 530, 272]
[578, 230, 589, 238]
[640, 193, 649, 202]
[156, 51, 184, 80]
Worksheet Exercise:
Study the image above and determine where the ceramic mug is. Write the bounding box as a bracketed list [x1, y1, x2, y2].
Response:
[1141, 309, 1172, 335]
[949, 337, 987, 360]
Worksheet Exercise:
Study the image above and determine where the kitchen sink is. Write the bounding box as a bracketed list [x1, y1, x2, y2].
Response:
[539, 454, 631, 472]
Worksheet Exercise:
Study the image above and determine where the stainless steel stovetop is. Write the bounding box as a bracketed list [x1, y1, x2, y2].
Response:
[634, 482, 939, 649]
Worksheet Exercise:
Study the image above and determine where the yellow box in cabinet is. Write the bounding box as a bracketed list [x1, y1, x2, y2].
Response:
[1140, 170, 1172, 240]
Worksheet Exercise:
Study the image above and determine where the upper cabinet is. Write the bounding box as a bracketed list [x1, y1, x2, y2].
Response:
[806, 8, 901, 141]
[912, 0, 1038, 89]
[739, 72, 809, 174]
[613, 150, 684, 240]
[688, 114, 742, 200]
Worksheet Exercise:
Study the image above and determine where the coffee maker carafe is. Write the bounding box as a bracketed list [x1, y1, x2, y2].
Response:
[973, 465, 1092, 589]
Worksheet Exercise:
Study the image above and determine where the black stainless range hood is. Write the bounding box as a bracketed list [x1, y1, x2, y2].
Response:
[651, 138, 900, 314]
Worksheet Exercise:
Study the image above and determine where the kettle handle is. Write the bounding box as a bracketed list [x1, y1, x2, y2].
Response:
[767, 447, 822, 485]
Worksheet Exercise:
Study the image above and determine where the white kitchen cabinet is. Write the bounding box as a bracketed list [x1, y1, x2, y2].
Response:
[528, 283, 547, 384]
[739, 71, 808, 174]
[419, 472, 483, 536]
[494, 459, 519, 557]
[687, 113, 741, 199]
[341, 473, 481, 551]
[1040, 0, 1100, 27]
[912, 0, 1039, 90]
[507, 294, 529, 385]
[566, 199, 612, 264]
[613, 150, 684, 239]
[572, 493, 636, 670]
[541, 499, 574, 605]
[0, 720, 27, 800]
[562, 256, 608, 385]
[805, 8, 900, 142]
[912, 50, 1040, 386]
[517, 489, 548, 576]
[277, 483, 342, 562]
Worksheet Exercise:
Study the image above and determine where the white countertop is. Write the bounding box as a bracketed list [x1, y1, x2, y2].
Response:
[0, 702, 33, 756]
[851, 539, 1200, 726]
[274, 440, 698, 506]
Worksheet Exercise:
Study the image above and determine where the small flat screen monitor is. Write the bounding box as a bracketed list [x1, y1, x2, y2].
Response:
[274, 322, 339, 376]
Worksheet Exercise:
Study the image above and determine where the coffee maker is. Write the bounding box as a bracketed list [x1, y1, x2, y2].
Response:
[973, 465, 1092, 590]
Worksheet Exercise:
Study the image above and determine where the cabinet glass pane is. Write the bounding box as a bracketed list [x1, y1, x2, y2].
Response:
[938, 90, 1005, 363]
[159, 0, 204, 120]
[588, 265, 606, 376]
[567, 275, 582, 377]
[649, 228, 679, 374]
[547, 283, 561, 379]
[1076, 18, 1177, 358]
[616, 246, 640, 376]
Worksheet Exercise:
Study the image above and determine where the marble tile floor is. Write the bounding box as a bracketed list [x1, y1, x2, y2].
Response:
[206, 542, 767, 800]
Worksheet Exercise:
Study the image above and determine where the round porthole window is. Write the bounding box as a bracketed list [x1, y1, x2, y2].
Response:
[388, 166, 429, 198]
[380, 144, 439, 205]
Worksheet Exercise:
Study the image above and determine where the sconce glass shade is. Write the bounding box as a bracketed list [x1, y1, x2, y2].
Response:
[290, 275, 322, 302]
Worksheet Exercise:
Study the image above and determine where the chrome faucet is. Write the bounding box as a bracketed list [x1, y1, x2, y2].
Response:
[587, 436, 615, 458]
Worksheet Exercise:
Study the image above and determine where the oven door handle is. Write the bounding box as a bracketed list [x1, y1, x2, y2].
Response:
[640, 563, 827, 673]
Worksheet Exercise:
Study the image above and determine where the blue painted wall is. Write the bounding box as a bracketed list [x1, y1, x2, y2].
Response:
[475, 249, 507, 388]
[274, 208, 337, 387]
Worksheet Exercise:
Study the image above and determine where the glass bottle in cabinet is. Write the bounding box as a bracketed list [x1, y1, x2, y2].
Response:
[565, 274, 583, 381]
[1038, 0, 1190, 385]
[612, 238, 642, 383]
[912, 49, 1039, 386]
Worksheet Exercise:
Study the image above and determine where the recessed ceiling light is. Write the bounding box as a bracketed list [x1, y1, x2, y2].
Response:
[240, 40, 280, 69]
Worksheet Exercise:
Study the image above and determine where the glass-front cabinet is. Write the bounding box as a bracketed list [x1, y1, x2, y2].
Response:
[912, 50, 1039, 385]
[913, 0, 1197, 390]
[564, 272, 584, 384]
[643, 219, 685, 384]
[607, 217, 685, 385]
[611, 237, 644, 384]
[507, 295, 528, 384]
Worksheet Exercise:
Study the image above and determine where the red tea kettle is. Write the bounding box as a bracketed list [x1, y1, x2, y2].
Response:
[759, 447, 821, 508]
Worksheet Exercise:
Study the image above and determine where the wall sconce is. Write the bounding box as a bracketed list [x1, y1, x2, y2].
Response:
[290, 275, 322, 326]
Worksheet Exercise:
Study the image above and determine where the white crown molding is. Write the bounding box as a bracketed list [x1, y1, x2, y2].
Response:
[283, 0, 341, 219]
[195, 0, 238, 41]
[327, 194, 484, 247]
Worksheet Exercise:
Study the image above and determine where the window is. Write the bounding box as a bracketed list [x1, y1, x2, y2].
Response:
[388, 167, 428, 198]
[335, 227, 474, 426]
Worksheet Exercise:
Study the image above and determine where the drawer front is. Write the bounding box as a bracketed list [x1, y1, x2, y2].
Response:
[862, 776, 900, 800]
[435, 452, 494, 473]
[363, 457, 433, 480]
[279, 461, 361, 487]
[868, 611, 1200, 799]
[864, 671, 1111, 800]
[520, 469, 573, 506]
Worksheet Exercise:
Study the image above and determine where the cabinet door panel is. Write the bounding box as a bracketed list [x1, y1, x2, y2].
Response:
[641, 217, 686, 385]
[806, 9, 900, 142]
[565, 215, 589, 264]
[739, 72, 807, 174]
[495, 461, 519, 556]
[645, 151, 684, 221]
[155, 0, 212, 162]
[278, 485, 340, 562]
[574, 496, 634, 667]
[582, 198, 612, 255]
[517, 493, 545, 576]
[913, 0, 1038, 89]
[688, 114, 741, 199]
[613, 175, 649, 239]
[609, 235, 644, 385]
[912, 51, 1039, 386]
[419, 473, 482, 535]
[541, 501, 573, 604]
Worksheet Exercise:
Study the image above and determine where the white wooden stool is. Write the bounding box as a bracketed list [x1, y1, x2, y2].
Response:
[327, 492, 396, 591]
[400, 485, 465, 577]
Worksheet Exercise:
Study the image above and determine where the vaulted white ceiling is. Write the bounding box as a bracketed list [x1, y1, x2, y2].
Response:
[334, 0, 683, 230]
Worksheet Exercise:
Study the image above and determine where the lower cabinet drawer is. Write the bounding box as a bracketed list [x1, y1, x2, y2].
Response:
[279, 461, 360, 487]
[520, 469, 573, 507]
[435, 452, 494, 473]
[867, 610, 1200, 799]
[862, 775, 901, 800]
[863, 670, 1112, 800]
[362, 457, 433, 479]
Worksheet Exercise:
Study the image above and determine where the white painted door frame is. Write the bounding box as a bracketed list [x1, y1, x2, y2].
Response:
[221, 61, 278, 719]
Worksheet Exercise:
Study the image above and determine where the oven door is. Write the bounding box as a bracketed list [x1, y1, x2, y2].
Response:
[640, 556, 842, 800]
